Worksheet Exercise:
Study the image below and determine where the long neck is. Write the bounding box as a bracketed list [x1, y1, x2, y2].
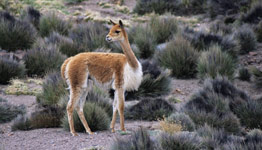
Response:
[119, 30, 139, 69]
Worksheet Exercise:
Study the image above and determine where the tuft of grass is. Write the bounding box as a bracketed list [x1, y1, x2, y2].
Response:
[167, 112, 196, 131]
[159, 132, 204, 150]
[251, 67, 262, 88]
[0, 11, 37, 51]
[37, 71, 67, 107]
[159, 117, 182, 134]
[158, 35, 199, 78]
[149, 15, 178, 44]
[62, 102, 110, 132]
[39, 12, 72, 37]
[256, 21, 262, 42]
[0, 57, 25, 85]
[0, 102, 26, 123]
[125, 98, 175, 121]
[11, 115, 31, 131]
[23, 41, 66, 76]
[197, 44, 236, 80]
[234, 25, 257, 54]
[21, 7, 41, 29]
[238, 67, 251, 81]
[110, 128, 159, 150]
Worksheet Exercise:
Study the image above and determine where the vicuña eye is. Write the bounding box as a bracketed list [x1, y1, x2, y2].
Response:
[115, 30, 120, 34]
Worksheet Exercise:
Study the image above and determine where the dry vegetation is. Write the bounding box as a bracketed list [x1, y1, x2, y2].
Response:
[1, 0, 262, 149]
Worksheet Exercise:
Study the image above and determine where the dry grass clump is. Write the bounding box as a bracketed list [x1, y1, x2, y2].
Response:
[159, 117, 182, 134]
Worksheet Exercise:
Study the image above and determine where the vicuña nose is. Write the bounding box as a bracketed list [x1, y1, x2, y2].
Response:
[106, 35, 112, 41]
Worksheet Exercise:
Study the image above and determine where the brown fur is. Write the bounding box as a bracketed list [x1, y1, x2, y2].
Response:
[61, 57, 72, 80]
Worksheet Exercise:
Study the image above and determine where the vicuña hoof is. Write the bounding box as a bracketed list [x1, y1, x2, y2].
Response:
[111, 128, 115, 133]
[71, 132, 78, 136]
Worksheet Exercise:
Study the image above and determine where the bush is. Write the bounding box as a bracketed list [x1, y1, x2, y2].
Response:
[256, 21, 262, 42]
[0, 11, 37, 51]
[197, 125, 243, 149]
[133, 0, 177, 15]
[197, 45, 236, 80]
[184, 93, 242, 134]
[23, 42, 66, 76]
[62, 102, 110, 132]
[167, 112, 196, 131]
[65, 0, 88, 3]
[238, 67, 251, 81]
[220, 35, 239, 58]
[111, 128, 159, 150]
[252, 67, 262, 88]
[234, 25, 257, 54]
[159, 117, 182, 134]
[39, 12, 71, 37]
[11, 115, 31, 131]
[43, 32, 78, 57]
[0, 103, 26, 123]
[0, 57, 25, 84]
[68, 22, 108, 53]
[207, 0, 249, 18]
[158, 35, 199, 78]
[242, 2, 262, 24]
[125, 98, 175, 121]
[37, 71, 67, 106]
[126, 72, 171, 100]
[11, 106, 64, 130]
[149, 15, 177, 43]
[159, 132, 204, 150]
[21, 7, 41, 29]
[232, 98, 262, 129]
[129, 24, 156, 59]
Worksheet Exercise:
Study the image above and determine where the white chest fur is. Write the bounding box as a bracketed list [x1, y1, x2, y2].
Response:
[123, 62, 143, 91]
[112, 62, 143, 91]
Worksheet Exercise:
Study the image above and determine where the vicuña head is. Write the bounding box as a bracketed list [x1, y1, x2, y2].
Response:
[61, 19, 143, 136]
[106, 20, 126, 42]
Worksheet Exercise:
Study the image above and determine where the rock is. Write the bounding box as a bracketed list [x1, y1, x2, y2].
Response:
[249, 52, 258, 56]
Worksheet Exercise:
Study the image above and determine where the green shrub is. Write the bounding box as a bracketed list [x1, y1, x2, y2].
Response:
[0, 103, 26, 123]
[232, 98, 262, 129]
[24, 42, 66, 76]
[149, 15, 177, 43]
[238, 67, 251, 81]
[252, 67, 262, 88]
[37, 71, 67, 106]
[0, 12, 37, 51]
[62, 102, 110, 132]
[68, 22, 108, 53]
[167, 112, 196, 131]
[197, 45, 236, 80]
[39, 12, 71, 37]
[0, 57, 25, 84]
[111, 128, 159, 150]
[159, 132, 204, 150]
[129, 24, 156, 59]
[158, 35, 199, 78]
[255, 21, 262, 42]
[234, 25, 257, 54]
[125, 98, 174, 121]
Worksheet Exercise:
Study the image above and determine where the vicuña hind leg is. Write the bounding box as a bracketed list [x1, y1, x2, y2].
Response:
[67, 88, 80, 136]
[75, 86, 93, 135]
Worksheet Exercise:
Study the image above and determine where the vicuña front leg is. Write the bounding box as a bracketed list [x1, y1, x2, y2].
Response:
[110, 91, 118, 133]
[117, 88, 126, 131]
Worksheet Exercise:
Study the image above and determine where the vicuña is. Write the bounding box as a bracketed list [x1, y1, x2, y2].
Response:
[61, 20, 143, 136]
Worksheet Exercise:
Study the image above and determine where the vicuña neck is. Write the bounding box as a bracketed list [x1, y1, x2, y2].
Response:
[119, 31, 138, 69]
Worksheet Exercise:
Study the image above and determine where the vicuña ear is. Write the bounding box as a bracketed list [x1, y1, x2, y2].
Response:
[110, 20, 116, 25]
[119, 20, 124, 28]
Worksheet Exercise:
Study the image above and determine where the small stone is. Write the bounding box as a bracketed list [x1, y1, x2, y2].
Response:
[249, 52, 258, 56]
